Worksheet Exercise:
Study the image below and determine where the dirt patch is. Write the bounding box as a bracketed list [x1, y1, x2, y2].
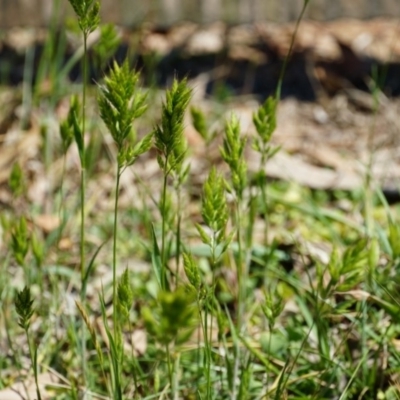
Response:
[1, 19, 400, 192]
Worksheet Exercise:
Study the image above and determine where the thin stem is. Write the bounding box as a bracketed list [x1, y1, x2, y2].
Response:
[80, 31, 88, 289]
[236, 202, 245, 330]
[198, 296, 211, 399]
[232, 200, 244, 398]
[80, 30, 88, 393]
[172, 352, 180, 400]
[112, 167, 121, 337]
[80, 166, 86, 290]
[161, 165, 169, 290]
[204, 301, 212, 399]
[259, 151, 269, 288]
[175, 184, 182, 287]
[57, 156, 68, 249]
[25, 332, 42, 400]
[161, 166, 175, 393]
[275, 0, 309, 100]
[206, 231, 217, 398]
[165, 344, 173, 396]
[205, 285, 212, 396]
[128, 320, 140, 396]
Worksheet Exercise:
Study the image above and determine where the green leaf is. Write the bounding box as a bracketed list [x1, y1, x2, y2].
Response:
[328, 247, 341, 283]
[127, 132, 153, 164]
[9, 162, 25, 197]
[31, 232, 44, 267]
[82, 241, 106, 298]
[151, 224, 163, 288]
[11, 217, 29, 266]
[219, 229, 236, 257]
[33, 345, 42, 400]
[99, 294, 123, 400]
[389, 221, 400, 258]
[190, 106, 208, 142]
[267, 145, 281, 160]
[68, 96, 84, 163]
[368, 238, 379, 272]
[195, 223, 211, 246]
[182, 253, 201, 289]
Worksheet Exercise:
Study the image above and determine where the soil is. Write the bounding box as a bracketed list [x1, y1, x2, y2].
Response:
[1, 18, 400, 194]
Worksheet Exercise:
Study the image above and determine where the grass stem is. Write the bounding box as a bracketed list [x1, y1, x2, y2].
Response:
[79, 29, 88, 394]
[112, 168, 122, 336]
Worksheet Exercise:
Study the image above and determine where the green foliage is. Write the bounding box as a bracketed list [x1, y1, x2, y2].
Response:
[142, 287, 197, 345]
[150, 223, 163, 289]
[182, 252, 201, 291]
[262, 290, 284, 329]
[8, 2, 400, 398]
[31, 231, 44, 268]
[60, 95, 83, 160]
[15, 287, 42, 400]
[153, 77, 192, 297]
[67, 0, 100, 35]
[220, 114, 247, 199]
[388, 220, 400, 258]
[98, 60, 148, 155]
[367, 237, 379, 279]
[190, 106, 207, 140]
[15, 286, 34, 331]
[66, 0, 102, 391]
[327, 246, 341, 284]
[9, 162, 25, 197]
[252, 96, 280, 160]
[201, 167, 228, 234]
[93, 23, 120, 69]
[324, 240, 369, 292]
[75, 300, 104, 366]
[117, 269, 134, 321]
[98, 60, 153, 395]
[253, 96, 277, 144]
[99, 294, 123, 400]
[98, 59, 152, 171]
[11, 217, 29, 266]
[196, 167, 234, 265]
[117, 132, 153, 168]
[154, 78, 192, 175]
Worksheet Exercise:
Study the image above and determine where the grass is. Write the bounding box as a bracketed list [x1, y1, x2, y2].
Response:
[2, 1, 400, 399]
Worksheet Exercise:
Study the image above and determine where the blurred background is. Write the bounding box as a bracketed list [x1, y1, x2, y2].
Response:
[1, 1, 400, 100]
[1, 0, 400, 28]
